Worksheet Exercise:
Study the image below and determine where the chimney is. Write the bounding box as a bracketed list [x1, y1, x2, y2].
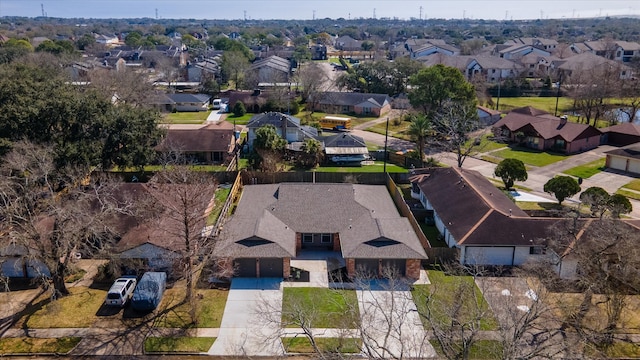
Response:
[559, 115, 568, 127]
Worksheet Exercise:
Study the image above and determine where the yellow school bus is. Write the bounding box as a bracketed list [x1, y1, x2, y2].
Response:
[319, 116, 352, 131]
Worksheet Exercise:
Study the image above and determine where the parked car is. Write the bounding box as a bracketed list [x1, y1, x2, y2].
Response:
[131, 272, 167, 311]
[105, 275, 137, 307]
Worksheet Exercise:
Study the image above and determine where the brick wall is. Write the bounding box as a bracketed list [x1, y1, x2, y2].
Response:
[406, 259, 421, 279]
[332, 233, 341, 252]
[346, 258, 355, 278]
[295, 233, 302, 252]
[283, 258, 291, 278]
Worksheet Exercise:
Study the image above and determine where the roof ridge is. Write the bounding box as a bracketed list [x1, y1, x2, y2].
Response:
[456, 168, 522, 217]
[458, 209, 494, 245]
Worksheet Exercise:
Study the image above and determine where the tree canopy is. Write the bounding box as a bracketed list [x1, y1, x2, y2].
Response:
[407, 114, 430, 167]
[494, 158, 528, 190]
[544, 176, 581, 204]
[408, 64, 477, 118]
[0, 61, 162, 171]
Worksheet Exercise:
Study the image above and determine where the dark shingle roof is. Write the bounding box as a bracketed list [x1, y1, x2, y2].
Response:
[315, 92, 390, 108]
[600, 123, 640, 137]
[605, 145, 640, 160]
[157, 123, 234, 153]
[166, 93, 211, 103]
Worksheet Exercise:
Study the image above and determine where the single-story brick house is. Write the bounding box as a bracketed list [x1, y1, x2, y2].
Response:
[600, 123, 640, 147]
[214, 183, 427, 279]
[411, 167, 559, 267]
[310, 92, 391, 117]
[156, 122, 236, 164]
[493, 106, 601, 154]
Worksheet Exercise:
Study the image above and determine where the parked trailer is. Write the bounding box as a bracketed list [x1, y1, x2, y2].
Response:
[131, 272, 167, 311]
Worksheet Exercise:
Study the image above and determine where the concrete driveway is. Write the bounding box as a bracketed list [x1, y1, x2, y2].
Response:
[208, 278, 284, 357]
[357, 283, 437, 358]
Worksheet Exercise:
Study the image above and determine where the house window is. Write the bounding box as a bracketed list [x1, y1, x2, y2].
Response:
[303, 234, 313, 243]
[321, 234, 332, 243]
[491, 69, 496, 73]
[362, 107, 372, 114]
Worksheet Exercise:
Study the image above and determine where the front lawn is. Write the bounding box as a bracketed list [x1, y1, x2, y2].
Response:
[16, 287, 106, 328]
[615, 188, 640, 201]
[562, 158, 606, 178]
[366, 120, 411, 141]
[162, 111, 211, 124]
[412, 271, 497, 331]
[315, 161, 408, 173]
[144, 337, 215, 353]
[226, 113, 254, 125]
[492, 147, 567, 167]
[282, 288, 359, 329]
[469, 134, 508, 154]
[0, 337, 81, 354]
[622, 179, 640, 192]
[282, 337, 361, 353]
[153, 287, 228, 328]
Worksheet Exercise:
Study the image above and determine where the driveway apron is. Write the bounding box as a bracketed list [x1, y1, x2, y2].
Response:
[208, 278, 284, 356]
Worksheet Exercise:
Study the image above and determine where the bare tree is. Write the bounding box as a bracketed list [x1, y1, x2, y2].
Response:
[431, 100, 484, 168]
[0, 141, 129, 298]
[565, 60, 622, 126]
[146, 167, 218, 320]
[87, 67, 156, 108]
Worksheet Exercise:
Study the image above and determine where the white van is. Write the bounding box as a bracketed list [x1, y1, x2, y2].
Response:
[105, 276, 137, 307]
[212, 99, 222, 109]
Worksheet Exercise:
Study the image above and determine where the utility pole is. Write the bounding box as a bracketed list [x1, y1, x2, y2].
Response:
[383, 117, 389, 174]
[373, 8, 376, 19]
[155, 8, 158, 19]
[554, 74, 563, 117]
[312, 10, 316, 20]
[419, 6, 423, 20]
[244, 10, 247, 21]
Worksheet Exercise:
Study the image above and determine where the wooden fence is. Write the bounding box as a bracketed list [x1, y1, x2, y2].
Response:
[385, 174, 431, 251]
[211, 171, 243, 238]
[241, 171, 409, 185]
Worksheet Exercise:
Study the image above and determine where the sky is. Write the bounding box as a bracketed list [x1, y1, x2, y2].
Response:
[0, 0, 639, 21]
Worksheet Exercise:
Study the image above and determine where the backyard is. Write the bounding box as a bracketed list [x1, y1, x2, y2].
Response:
[162, 111, 211, 124]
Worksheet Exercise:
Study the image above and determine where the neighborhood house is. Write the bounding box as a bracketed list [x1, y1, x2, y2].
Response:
[214, 183, 427, 279]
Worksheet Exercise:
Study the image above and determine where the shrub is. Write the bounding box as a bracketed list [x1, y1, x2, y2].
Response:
[233, 101, 246, 117]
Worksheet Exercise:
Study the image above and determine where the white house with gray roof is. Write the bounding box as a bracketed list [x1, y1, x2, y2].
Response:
[246, 112, 318, 150]
[214, 183, 427, 279]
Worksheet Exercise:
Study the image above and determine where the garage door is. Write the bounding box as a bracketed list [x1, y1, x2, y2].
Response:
[609, 156, 627, 172]
[381, 259, 406, 277]
[259, 258, 283, 278]
[464, 247, 515, 266]
[628, 159, 640, 175]
[355, 259, 379, 277]
[234, 258, 257, 277]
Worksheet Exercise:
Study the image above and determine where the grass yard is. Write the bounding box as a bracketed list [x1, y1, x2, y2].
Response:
[471, 134, 508, 153]
[282, 337, 361, 353]
[420, 223, 447, 248]
[144, 337, 215, 353]
[282, 288, 360, 329]
[621, 179, 640, 192]
[0, 337, 81, 354]
[226, 113, 254, 125]
[315, 161, 408, 173]
[584, 342, 640, 358]
[16, 287, 106, 328]
[492, 147, 567, 167]
[207, 187, 232, 226]
[162, 111, 211, 124]
[562, 158, 606, 179]
[366, 120, 412, 141]
[153, 287, 228, 328]
[495, 97, 574, 114]
[615, 188, 640, 201]
[429, 339, 502, 359]
[412, 271, 497, 331]
[550, 292, 640, 334]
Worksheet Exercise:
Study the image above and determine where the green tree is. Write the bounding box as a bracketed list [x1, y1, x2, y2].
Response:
[250, 125, 286, 171]
[408, 64, 477, 118]
[75, 34, 96, 51]
[579, 186, 610, 218]
[407, 114, 430, 167]
[35, 40, 75, 55]
[293, 45, 312, 65]
[607, 194, 632, 218]
[221, 51, 251, 90]
[125, 31, 144, 47]
[544, 176, 581, 204]
[233, 101, 247, 117]
[494, 158, 528, 190]
[298, 138, 323, 168]
[0, 38, 33, 64]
